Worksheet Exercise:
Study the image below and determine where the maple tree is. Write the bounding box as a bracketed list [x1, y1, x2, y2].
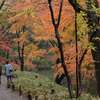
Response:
[32, 0, 99, 98]
[0, 0, 23, 71]
[68, 0, 100, 97]
[1, 0, 95, 98]
[0, 0, 12, 61]
[7, 0, 47, 71]
[32, 0, 81, 98]
[0, 0, 100, 98]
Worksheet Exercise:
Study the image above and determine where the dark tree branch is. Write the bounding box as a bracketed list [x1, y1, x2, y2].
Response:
[0, 0, 5, 10]
[49, 40, 55, 47]
[68, 0, 99, 26]
[0, 2, 12, 17]
[22, 44, 24, 61]
[86, 0, 92, 9]
[55, 73, 65, 84]
[2, 26, 11, 34]
[95, 0, 99, 8]
[57, 0, 63, 28]
[86, 0, 98, 9]
[2, 25, 11, 34]
[18, 41, 21, 61]
[48, 0, 55, 26]
[68, 0, 86, 13]
[16, 31, 21, 61]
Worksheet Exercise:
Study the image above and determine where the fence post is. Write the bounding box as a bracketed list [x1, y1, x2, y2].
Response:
[51, 88, 55, 94]
[35, 96, 38, 100]
[27, 91, 32, 100]
[19, 85, 22, 95]
[12, 83, 15, 91]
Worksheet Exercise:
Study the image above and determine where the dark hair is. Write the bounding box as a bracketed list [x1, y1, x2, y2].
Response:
[6, 60, 9, 64]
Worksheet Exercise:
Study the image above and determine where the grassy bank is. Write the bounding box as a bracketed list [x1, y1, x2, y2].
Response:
[11, 71, 99, 100]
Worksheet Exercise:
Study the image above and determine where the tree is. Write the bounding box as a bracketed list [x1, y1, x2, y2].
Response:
[7, 0, 47, 71]
[68, 0, 100, 97]
[0, 0, 13, 61]
[33, 0, 98, 98]
[2, 0, 100, 98]
[47, 0, 75, 98]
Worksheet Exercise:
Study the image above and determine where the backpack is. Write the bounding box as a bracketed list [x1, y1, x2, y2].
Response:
[9, 66, 13, 72]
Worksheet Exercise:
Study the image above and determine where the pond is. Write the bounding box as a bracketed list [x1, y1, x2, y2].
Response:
[37, 69, 97, 95]
[38, 69, 69, 87]
[38, 69, 55, 81]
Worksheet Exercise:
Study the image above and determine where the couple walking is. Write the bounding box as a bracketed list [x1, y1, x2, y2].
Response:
[0, 60, 14, 84]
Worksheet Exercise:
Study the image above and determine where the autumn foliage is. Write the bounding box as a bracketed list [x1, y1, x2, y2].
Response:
[0, 0, 96, 82]
[0, 0, 100, 98]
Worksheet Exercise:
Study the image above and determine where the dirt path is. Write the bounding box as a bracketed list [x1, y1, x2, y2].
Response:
[0, 75, 28, 100]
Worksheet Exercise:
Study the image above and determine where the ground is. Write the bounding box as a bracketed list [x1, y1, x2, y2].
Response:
[0, 75, 28, 100]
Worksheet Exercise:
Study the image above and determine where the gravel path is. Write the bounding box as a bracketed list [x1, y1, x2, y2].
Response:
[0, 75, 28, 100]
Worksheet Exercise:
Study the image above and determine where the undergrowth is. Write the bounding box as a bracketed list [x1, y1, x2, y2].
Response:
[11, 71, 99, 100]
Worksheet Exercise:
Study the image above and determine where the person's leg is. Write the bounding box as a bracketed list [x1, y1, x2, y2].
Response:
[7, 76, 9, 84]
[10, 76, 12, 83]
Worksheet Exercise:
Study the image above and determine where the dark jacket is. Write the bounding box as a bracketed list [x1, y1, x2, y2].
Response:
[0, 64, 2, 75]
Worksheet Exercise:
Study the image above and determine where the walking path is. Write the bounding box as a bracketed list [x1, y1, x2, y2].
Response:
[0, 75, 28, 100]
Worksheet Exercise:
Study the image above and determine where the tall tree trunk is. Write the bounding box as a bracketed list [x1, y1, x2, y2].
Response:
[91, 30, 100, 96]
[55, 25, 74, 98]
[48, 0, 74, 98]
[21, 44, 24, 71]
[17, 31, 24, 71]
[21, 59, 24, 71]
[86, 0, 100, 96]
[75, 0, 79, 97]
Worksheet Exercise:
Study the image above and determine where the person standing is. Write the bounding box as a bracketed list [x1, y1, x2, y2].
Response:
[0, 64, 2, 84]
[5, 60, 14, 84]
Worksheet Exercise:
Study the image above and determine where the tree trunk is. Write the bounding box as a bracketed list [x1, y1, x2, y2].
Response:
[48, 0, 74, 98]
[6, 50, 9, 59]
[55, 73, 65, 85]
[55, 28, 74, 98]
[91, 29, 100, 96]
[21, 59, 24, 71]
[20, 44, 24, 71]
[86, 0, 100, 96]
[55, 58, 65, 85]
